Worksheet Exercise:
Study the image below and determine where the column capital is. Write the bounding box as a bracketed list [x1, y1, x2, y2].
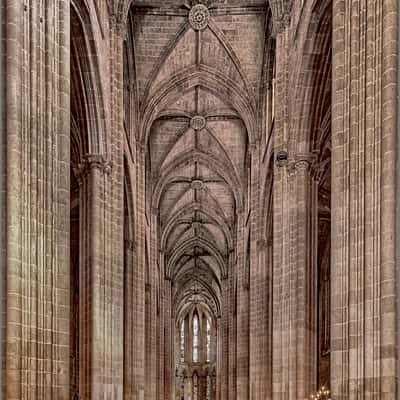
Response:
[294, 159, 311, 171]
[72, 155, 111, 184]
[292, 152, 318, 174]
[85, 154, 112, 174]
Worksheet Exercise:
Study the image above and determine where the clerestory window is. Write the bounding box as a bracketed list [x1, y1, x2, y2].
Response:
[193, 314, 199, 362]
[180, 320, 185, 363]
[206, 319, 211, 362]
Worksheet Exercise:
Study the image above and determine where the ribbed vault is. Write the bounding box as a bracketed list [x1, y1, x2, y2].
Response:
[123, 1, 271, 398]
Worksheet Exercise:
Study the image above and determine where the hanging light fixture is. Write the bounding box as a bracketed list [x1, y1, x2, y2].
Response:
[310, 386, 331, 400]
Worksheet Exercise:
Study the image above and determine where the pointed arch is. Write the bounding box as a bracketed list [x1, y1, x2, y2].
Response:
[152, 150, 243, 211]
[71, 0, 108, 155]
[167, 236, 226, 281]
[140, 67, 255, 146]
[161, 203, 232, 251]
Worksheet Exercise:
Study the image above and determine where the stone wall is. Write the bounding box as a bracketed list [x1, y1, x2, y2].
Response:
[1, 1, 398, 400]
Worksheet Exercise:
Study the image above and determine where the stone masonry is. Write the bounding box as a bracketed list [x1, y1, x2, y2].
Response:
[1, 1, 398, 400]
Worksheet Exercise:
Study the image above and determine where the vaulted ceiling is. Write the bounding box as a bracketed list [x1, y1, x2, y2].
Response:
[125, 0, 272, 320]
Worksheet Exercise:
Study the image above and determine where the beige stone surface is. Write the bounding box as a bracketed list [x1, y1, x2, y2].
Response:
[1, 0, 397, 399]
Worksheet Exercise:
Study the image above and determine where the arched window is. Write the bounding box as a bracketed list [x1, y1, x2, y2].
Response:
[206, 375, 211, 400]
[206, 319, 211, 362]
[193, 373, 198, 400]
[180, 320, 185, 363]
[193, 314, 199, 362]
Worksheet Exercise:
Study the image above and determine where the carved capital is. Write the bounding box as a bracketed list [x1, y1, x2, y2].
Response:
[294, 152, 317, 174]
[294, 159, 311, 172]
[73, 154, 112, 183]
[85, 154, 112, 174]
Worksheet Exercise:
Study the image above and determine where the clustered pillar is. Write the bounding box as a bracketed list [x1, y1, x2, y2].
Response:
[2, 1, 398, 400]
[4, 1, 70, 398]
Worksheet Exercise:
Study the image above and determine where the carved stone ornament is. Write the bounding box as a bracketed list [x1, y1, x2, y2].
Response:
[189, 4, 210, 31]
[190, 115, 207, 131]
[191, 179, 204, 190]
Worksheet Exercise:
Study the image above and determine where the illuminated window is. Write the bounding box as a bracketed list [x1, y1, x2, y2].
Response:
[193, 373, 198, 400]
[206, 375, 211, 400]
[193, 314, 199, 362]
[206, 319, 211, 362]
[180, 320, 185, 363]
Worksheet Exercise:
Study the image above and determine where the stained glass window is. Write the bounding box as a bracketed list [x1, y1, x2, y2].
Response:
[193, 314, 199, 362]
[193, 373, 198, 400]
[180, 320, 185, 363]
[206, 375, 211, 400]
[206, 319, 211, 362]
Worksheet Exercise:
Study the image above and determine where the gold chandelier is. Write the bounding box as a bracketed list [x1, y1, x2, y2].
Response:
[310, 386, 331, 400]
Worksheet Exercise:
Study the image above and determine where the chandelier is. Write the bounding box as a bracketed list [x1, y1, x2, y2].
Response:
[310, 386, 331, 400]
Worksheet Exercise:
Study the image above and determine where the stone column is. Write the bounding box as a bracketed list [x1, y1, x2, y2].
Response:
[272, 21, 292, 400]
[219, 276, 229, 400]
[292, 158, 317, 399]
[272, 156, 317, 400]
[163, 276, 173, 400]
[331, 0, 398, 398]
[79, 154, 120, 400]
[132, 146, 146, 400]
[4, 1, 70, 398]
[215, 316, 222, 400]
[249, 140, 272, 400]
[109, 16, 125, 400]
[146, 210, 158, 400]
[250, 238, 271, 400]
[124, 238, 135, 400]
[235, 208, 247, 400]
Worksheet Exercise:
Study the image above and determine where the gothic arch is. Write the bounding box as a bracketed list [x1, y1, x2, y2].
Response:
[161, 204, 233, 253]
[287, 0, 331, 155]
[152, 150, 243, 212]
[141, 69, 255, 147]
[71, 0, 108, 156]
